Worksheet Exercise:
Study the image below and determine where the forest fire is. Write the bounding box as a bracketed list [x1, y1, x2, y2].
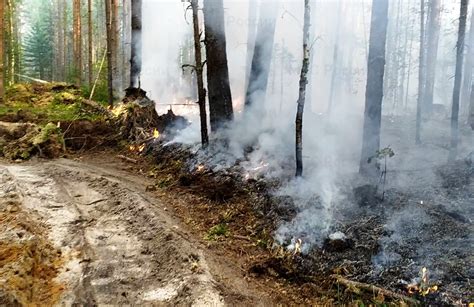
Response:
[407, 267, 439, 296]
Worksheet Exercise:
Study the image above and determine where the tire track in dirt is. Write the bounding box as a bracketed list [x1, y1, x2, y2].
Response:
[1, 160, 226, 306]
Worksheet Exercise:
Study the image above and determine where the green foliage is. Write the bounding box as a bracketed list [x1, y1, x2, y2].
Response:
[367, 147, 395, 164]
[205, 224, 229, 241]
[22, 0, 54, 80]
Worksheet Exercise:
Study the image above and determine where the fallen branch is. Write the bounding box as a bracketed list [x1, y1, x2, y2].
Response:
[331, 275, 419, 305]
[117, 155, 138, 164]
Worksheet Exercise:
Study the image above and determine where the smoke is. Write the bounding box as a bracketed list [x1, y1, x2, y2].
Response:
[142, 0, 474, 260]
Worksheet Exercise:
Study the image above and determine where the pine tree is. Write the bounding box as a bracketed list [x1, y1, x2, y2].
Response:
[23, 2, 54, 81]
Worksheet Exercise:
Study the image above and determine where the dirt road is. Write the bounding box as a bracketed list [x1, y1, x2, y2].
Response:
[0, 158, 270, 306]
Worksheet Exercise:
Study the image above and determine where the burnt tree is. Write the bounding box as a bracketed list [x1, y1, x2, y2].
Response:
[130, 0, 142, 88]
[244, 1, 278, 109]
[359, 0, 389, 176]
[203, 0, 234, 131]
[423, 0, 441, 115]
[295, 0, 311, 177]
[449, 0, 469, 161]
[416, 0, 426, 144]
[190, 0, 209, 147]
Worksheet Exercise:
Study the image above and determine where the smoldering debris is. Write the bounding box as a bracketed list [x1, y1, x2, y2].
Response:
[146, 137, 473, 305]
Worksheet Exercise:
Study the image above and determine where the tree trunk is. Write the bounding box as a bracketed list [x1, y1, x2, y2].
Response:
[415, 0, 426, 144]
[295, 0, 311, 177]
[244, 1, 278, 109]
[359, 0, 389, 176]
[0, 0, 4, 104]
[57, 0, 65, 81]
[191, 0, 209, 147]
[327, 0, 343, 113]
[244, 0, 257, 95]
[203, 0, 234, 131]
[449, 0, 469, 161]
[105, 0, 114, 106]
[73, 0, 82, 86]
[423, 0, 441, 116]
[462, 7, 474, 115]
[111, 0, 119, 93]
[130, 0, 142, 88]
[88, 0, 93, 87]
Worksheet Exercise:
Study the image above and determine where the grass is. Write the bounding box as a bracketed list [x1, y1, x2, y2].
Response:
[0, 83, 107, 124]
[205, 223, 229, 241]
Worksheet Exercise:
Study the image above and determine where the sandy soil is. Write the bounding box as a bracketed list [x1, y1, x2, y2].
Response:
[0, 157, 273, 306]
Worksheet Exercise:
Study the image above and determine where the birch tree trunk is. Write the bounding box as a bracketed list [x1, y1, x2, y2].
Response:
[203, 0, 234, 131]
[359, 0, 389, 176]
[449, 0, 469, 161]
[415, 0, 426, 144]
[130, 0, 142, 88]
[295, 0, 311, 177]
[244, 0, 278, 109]
[191, 0, 209, 147]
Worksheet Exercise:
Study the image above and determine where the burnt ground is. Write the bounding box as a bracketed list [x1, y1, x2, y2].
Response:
[123, 114, 473, 306]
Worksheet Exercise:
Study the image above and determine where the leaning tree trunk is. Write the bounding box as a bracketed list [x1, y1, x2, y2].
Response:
[449, 0, 469, 161]
[423, 0, 441, 116]
[244, 1, 278, 109]
[130, 0, 142, 88]
[105, 0, 114, 106]
[73, 0, 82, 86]
[0, 0, 4, 104]
[359, 0, 389, 176]
[416, 0, 426, 144]
[295, 0, 311, 177]
[191, 0, 209, 147]
[203, 0, 234, 131]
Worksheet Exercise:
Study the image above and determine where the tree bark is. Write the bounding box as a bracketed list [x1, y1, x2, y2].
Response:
[295, 0, 311, 177]
[359, 0, 389, 176]
[462, 7, 474, 115]
[415, 0, 426, 144]
[130, 0, 142, 88]
[191, 0, 209, 147]
[423, 0, 441, 116]
[88, 0, 93, 87]
[73, 0, 82, 86]
[449, 0, 469, 161]
[111, 0, 119, 92]
[0, 0, 4, 104]
[105, 0, 114, 106]
[244, 0, 258, 97]
[203, 0, 234, 131]
[244, 1, 278, 109]
[327, 0, 343, 113]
